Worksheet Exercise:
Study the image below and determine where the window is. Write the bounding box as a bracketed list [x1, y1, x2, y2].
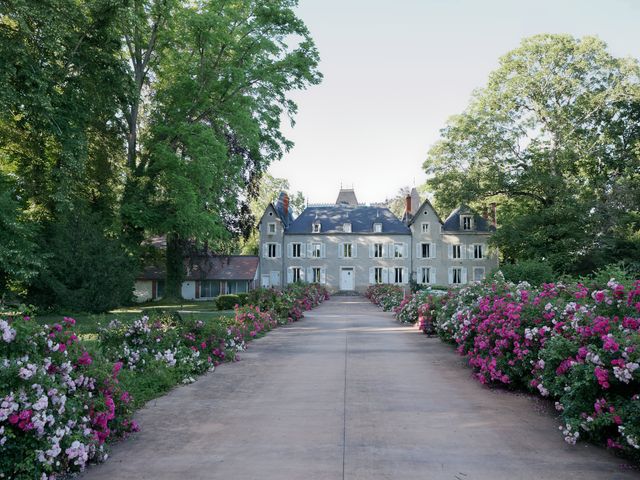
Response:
[420, 267, 431, 284]
[474, 267, 485, 282]
[292, 267, 302, 283]
[452, 244, 462, 259]
[394, 243, 404, 258]
[394, 267, 403, 284]
[227, 280, 247, 294]
[267, 243, 277, 258]
[374, 243, 383, 258]
[312, 222, 321, 233]
[292, 243, 302, 258]
[461, 215, 473, 231]
[200, 280, 220, 298]
[267, 223, 276, 234]
[374, 267, 383, 284]
[343, 243, 353, 258]
[474, 244, 484, 259]
[312, 267, 321, 283]
[343, 223, 352, 233]
[373, 223, 382, 233]
[312, 243, 322, 258]
[421, 243, 430, 259]
[452, 267, 463, 284]
[156, 279, 165, 298]
[421, 223, 429, 234]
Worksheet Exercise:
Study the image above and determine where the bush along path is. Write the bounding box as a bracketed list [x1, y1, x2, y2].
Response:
[0, 283, 329, 480]
[366, 276, 640, 463]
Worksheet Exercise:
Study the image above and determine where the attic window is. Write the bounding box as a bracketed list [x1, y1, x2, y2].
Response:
[461, 215, 473, 231]
[343, 223, 352, 233]
[267, 223, 276, 234]
[373, 223, 382, 233]
[312, 222, 321, 233]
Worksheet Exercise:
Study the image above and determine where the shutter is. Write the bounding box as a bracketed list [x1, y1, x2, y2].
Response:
[195, 280, 200, 299]
[152, 280, 157, 300]
[448, 268, 453, 284]
[300, 243, 306, 258]
[382, 267, 389, 284]
[416, 243, 422, 259]
[353, 243, 357, 258]
[447, 244, 453, 259]
[287, 268, 293, 284]
[403, 267, 408, 284]
[307, 267, 313, 282]
[262, 243, 268, 257]
[403, 243, 408, 258]
[320, 268, 326, 284]
[369, 243, 374, 258]
[287, 243, 293, 258]
[276, 244, 282, 258]
[338, 243, 343, 259]
[300, 268, 305, 281]
[431, 243, 437, 259]
[460, 244, 466, 259]
[307, 243, 313, 258]
[369, 267, 375, 284]
[462, 267, 468, 284]
[468, 244, 474, 259]
[431, 268, 437, 284]
[321, 243, 326, 258]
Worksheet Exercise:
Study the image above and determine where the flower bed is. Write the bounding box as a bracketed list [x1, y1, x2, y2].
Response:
[1, 284, 329, 479]
[367, 275, 640, 461]
[365, 284, 404, 311]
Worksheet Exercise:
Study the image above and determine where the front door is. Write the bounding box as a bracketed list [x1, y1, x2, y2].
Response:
[340, 268, 354, 291]
[261, 274, 270, 288]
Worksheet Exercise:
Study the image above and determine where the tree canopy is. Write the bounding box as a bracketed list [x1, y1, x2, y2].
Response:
[424, 34, 640, 274]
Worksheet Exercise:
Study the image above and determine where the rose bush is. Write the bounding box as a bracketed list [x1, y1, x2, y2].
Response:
[365, 285, 404, 311]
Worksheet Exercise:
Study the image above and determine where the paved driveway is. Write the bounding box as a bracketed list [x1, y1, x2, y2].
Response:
[81, 297, 640, 480]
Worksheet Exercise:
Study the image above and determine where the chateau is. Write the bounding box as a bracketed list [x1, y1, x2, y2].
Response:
[258, 188, 498, 292]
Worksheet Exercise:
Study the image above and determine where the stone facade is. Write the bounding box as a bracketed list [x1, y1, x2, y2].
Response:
[258, 188, 499, 292]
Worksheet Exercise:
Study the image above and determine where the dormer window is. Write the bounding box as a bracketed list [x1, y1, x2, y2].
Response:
[267, 222, 276, 234]
[461, 215, 473, 231]
[343, 223, 352, 233]
[373, 223, 382, 233]
[312, 222, 321, 233]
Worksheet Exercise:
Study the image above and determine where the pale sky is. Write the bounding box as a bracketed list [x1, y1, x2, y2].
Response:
[268, 0, 640, 205]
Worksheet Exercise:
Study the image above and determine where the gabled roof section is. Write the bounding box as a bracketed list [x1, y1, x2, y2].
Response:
[286, 205, 410, 234]
[272, 192, 294, 227]
[442, 205, 495, 232]
[335, 188, 359, 206]
[407, 197, 445, 226]
[137, 256, 259, 281]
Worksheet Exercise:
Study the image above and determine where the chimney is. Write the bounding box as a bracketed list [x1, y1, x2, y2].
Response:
[491, 202, 497, 227]
[283, 193, 289, 220]
[482, 206, 489, 220]
[405, 194, 411, 215]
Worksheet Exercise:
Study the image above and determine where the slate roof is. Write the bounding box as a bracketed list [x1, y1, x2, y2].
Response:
[137, 255, 259, 281]
[273, 192, 294, 227]
[335, 188, 359, 206]
[442, 206, 495, 233]
[286, 205, 411, 234]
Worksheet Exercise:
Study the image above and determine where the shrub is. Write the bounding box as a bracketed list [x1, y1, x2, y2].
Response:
[235, 293, 249, 306]
[365, 285, 404, 311]
[216, 295, 241, 310]
[498, 259, 554, 286]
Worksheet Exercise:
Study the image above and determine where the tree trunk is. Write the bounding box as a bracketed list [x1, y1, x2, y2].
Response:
[165, 232, 184, 299]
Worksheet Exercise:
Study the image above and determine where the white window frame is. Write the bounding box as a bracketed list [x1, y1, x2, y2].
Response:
[373, 243, 383, 258]
[291, 243, 302, 258]
[421, 222, 429, 234]
[292, 267, 302, 283]
[452, 244, 462, 259]
[312, 242, 322, 258]
[461, 215, 473, 231]
[452, 267, 463, 284]
[343, 243, 353, 258]
[473, 266, 485, 282]
[343, 223, 352, 233]
[312, 222, 321, 233]
[311, 267, 321, 283]
[473, 244, 484, 259]
[419, 267, 431, 284]
[394, 267, 403, 284]
[420, 242, 430, 259]
[267, 243, 278, 258]
[267, 222, 276, 234]
[373, 223, 382, 233]
[374, 267, 383, 284]
[393, 243, 404, 258]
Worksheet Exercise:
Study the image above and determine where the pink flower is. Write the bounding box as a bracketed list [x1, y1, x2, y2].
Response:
[112, 361, 123, 378]
[594, 367, 610, 389]
[63, 317, 76, 326]
[77, 351, 92, 366]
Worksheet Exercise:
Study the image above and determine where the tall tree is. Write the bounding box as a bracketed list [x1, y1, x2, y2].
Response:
[136, 0, 321, 297]
[424, 35, 640, 274]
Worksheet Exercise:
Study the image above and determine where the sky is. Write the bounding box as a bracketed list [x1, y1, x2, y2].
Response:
[267, 0, 640, 205]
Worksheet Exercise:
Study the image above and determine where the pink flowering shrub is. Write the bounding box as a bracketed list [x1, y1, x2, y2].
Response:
[0, 317, 136, 479]
[430, 274, 640, 460]
[247, 283, 329, 322]
[365, 285, 404, 311]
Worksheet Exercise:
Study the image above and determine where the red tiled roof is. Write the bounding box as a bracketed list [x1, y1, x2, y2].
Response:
[137, 255, 259, 281]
